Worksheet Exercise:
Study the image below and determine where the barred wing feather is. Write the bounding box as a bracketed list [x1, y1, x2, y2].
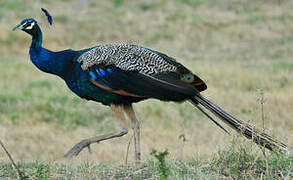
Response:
[77, 44, 205, 101]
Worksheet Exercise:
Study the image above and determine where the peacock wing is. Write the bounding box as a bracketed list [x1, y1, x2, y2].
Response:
[77, 44, 206, 101]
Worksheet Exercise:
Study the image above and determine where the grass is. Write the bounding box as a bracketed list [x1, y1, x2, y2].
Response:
[0, 143, 292, 179]
[0, 0, 293, 178]
[0, 1, 23, 10]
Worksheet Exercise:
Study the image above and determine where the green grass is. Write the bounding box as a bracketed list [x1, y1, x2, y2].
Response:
[0, 144, 292, 179]
[138, 2, 163, 11]
[0, 58, 114, 131]
[180, 0, 204, 7]
[112, 0, 124, 7]
[0, 1, 22, 10]
[274, 59, 293, 72]
[210, 146, 292, 179]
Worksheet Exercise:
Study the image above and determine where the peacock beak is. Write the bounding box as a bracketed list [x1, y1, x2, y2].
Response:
[12, 23, 23, 31]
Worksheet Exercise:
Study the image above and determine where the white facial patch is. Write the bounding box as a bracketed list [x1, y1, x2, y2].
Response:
[25, 22, 35, 30]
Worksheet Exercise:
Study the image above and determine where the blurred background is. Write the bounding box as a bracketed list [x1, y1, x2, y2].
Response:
[0, 0, 292, 164]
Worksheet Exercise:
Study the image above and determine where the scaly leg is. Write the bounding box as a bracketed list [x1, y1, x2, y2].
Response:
[65, 105, 128, 158]
[123, 104, 141, 162]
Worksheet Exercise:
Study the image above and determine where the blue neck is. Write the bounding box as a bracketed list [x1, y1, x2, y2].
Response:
[30, 47, 79, 78]
[30, 25, 42, 50]
[29, 25, 78, 78]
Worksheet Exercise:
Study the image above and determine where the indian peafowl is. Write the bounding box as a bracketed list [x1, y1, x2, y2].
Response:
[13, 11, 288, 161]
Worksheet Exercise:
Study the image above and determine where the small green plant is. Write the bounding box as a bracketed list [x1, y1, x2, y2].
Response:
[150, 149, 171, 180]
[113, 0, 124, 7]
[138, 1, 166, 11]
[240, 107, 252, 115]
[180, 0, 203, 7]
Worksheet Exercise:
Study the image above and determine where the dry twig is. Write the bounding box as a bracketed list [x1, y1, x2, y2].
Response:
[0, 140, 24, 180]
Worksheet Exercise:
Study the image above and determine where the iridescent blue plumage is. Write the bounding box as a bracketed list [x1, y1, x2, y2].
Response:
[99, 68, 106, 76]
[14, 18, 140, 106]
[89, 71, 97, 80]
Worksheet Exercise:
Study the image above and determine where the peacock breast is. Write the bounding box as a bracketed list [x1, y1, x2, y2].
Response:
[64, 68, 120, 105]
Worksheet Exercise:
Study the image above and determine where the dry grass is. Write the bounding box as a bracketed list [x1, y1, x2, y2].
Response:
[0, 142, 292, 179]
[0, 0, 292, 168]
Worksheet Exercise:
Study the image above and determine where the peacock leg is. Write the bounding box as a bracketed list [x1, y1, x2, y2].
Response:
[123, 104, 141, 162]
[65, 105, 128, 158]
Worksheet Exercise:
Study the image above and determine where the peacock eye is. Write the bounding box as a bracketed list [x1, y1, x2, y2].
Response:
[24, 22, 35, 30]
[24, 22, 31, 28]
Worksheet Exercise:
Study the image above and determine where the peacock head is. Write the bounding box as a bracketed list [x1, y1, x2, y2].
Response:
[13, 18, 39, 35]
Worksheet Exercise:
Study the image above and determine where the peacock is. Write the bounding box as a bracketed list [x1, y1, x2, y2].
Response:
[13, 9, 288, 161]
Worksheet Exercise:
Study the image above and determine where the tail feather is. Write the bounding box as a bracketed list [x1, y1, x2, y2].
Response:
[192, 94, 288, 153]
[191, 102, 230, 135]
